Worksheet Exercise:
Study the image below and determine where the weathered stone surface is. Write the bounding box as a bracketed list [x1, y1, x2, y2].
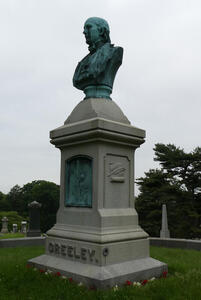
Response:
[13, 224, 18, 233]
[27, 201, 41, 237]
[64, 98, 130, 125]
[1, 217, 9, 234]
[160, 204, 170, 238]
[150, 237, 201, 251]
[28, 98, 167, 287]
[29, 254, 166, 288]
[21, 221, 27, 234]
[0, 237, 45, 248]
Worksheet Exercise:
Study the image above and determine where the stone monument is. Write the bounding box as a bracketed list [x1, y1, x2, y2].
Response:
[160, 204, 170, 238]
[28, 17, 167, 288]
[1, 216, 9, 234]
[13, 224, 18, 233]
[27, 201, 41, 237]
[21, 221, 27, 234]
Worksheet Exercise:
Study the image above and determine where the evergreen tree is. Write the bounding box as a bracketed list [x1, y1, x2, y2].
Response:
[136, 144, 201, 238]
[6, 185, 23, 214]
[0, 191, 11, 211]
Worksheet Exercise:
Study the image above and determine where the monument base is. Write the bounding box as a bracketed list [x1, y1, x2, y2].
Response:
[27, 230, 41, 237]
[28, 235, 167, 288]
[28, 254, 166, 288]
[1, 229, 8, 234]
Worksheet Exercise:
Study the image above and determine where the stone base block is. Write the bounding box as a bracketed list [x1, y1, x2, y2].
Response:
[27, 230, 41, 237]
[1, 229, 9, 234]
[45, 236, 150, 266]
[160, 230, 170, 239]
[28, 254, 167, 289]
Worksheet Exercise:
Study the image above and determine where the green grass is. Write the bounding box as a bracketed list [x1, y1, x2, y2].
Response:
[0, 233, 25, 239]
[1, 246, 201, 299]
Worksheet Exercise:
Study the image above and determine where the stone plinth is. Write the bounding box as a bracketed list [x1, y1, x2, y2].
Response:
[28, 98, 167, 288]
[27, 201, 41, 237]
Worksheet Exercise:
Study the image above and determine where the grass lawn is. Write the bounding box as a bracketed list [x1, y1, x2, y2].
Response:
[0, 245, 201, 300]
[0, 233, 25, 239]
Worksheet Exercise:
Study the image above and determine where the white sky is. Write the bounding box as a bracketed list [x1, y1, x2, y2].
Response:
[0, 0, 201, 194]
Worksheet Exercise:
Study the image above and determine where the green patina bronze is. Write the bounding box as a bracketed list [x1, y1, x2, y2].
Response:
[65, 156, 92, 207]
[73, 17, 123, 100]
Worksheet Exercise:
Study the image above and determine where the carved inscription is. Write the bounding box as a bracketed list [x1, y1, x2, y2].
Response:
[108, 162, 125, 182]
[48, 242, 96, 262]
[104, 154, 130, 208]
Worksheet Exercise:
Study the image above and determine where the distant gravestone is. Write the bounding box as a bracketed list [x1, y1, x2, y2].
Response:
[13, 224, 18, 233]
[27, 201, 41, 237]
[1, 217, 9, 233]
[160, 204, 170, 238]
[21, 221, 27, 234]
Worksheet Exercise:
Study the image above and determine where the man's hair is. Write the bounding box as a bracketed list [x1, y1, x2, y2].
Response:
[85, 17, 111, 43]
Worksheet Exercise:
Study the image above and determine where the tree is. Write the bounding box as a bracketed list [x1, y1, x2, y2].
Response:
[6, 185, 24, 214]
[154, 144, 201, 201]
[0, 211, 26, 232]
[6, 180, 60, 233]
[136, 144, 201, 238]
[0, 191, 11, 211]
[136, 169, 183, 237]
[21, 180, 60, 233]
[27, 181, 60, 233]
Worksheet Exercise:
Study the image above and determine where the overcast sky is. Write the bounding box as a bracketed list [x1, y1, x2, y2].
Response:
[1, 0, 201, 194]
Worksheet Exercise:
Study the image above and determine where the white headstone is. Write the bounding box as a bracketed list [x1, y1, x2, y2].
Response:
[21, 221, 27, 233]
[13, 223, 18, 233]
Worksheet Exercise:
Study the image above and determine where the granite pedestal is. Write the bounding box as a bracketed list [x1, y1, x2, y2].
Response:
[28, 98, 167, 288]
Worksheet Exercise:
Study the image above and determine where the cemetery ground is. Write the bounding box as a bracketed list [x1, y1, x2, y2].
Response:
[0, 233, 25, 239]
[0, 246, 201, 300]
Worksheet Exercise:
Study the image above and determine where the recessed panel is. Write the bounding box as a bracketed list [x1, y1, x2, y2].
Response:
[65, 156, 92, 207]
[104, 154, 130, 208]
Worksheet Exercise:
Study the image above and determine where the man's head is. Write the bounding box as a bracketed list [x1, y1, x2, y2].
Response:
[83, 17, 111, 51]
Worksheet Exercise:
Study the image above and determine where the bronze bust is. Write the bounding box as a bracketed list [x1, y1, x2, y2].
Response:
[73, 17, 123, 100]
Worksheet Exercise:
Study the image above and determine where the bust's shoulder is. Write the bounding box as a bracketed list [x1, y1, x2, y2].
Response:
[101, 43, 123, 59]
[107, 45, 123, 63]
[112, 45, 123, 56]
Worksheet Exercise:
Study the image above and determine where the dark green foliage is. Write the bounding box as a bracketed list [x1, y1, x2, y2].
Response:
[4, 180, 60, 233]
[0, 191, 11, 211]
[22, 181, 60, 233]
[0, 211, 26, 232]
[136, 144, 201, 238]
[154, 144, 201, 198]
[0, 232, 25, 239]
[6, 185, 23, 213]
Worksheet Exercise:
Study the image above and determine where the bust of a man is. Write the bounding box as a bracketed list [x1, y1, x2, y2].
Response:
[73, 17, 123, 100]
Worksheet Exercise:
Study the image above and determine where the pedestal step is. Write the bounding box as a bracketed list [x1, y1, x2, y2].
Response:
[28, 254, 167, 289]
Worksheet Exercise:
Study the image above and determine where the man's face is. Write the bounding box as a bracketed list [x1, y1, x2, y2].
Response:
[83, 20, 101, 46]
